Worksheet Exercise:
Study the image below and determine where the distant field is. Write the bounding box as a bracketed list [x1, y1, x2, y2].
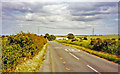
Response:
[56, 36, 66, 38]
[56, 35, 119, 40]
[76, 35, 118, 40]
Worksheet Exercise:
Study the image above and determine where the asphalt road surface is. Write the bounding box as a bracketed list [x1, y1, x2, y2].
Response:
[40, 41, 119, 73]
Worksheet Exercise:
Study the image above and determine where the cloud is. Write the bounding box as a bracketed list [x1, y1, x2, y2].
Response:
[2, 2, 118, 35]
[69, 2, 118, 22]
[23, 3, 73, 26]
[25, 13, 34, 21]
[1, 0, 119, 2]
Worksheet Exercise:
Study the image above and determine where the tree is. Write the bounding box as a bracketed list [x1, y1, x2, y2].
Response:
[67, 33, 75, 39]
[44, 33, 56, 41]
[44, 33, 49, 38]
[47, 35, 56, 41]
[50, 35, 56, 40]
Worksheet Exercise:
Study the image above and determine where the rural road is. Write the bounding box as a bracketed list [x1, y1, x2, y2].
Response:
[40, 41, 119, 73]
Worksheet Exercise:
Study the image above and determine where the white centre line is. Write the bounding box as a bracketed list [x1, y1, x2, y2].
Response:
[87, 65, 101, 74]
[69, 52, 79, 60]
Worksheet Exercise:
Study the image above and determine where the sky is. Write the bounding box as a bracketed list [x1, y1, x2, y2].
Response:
[1, 1, 119, 35]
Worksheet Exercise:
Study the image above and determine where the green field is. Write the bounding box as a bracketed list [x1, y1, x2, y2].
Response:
[76, 35, 118, 40]
[57, 35, 118, 39]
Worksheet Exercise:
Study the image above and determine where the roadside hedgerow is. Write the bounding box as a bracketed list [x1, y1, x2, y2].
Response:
[2, 32, 47, 72]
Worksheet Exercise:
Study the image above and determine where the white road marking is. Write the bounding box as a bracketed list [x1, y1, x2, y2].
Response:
[65, 48, 81, 52]
[65, 49, 68, 51]
[60, 57, 63, 60]
[87, 65, 101, 74]
[69, 49, 75, 52]
[71, 49, 74, 52]
[69, 53, 79, 60]
[65, 67, 70, 70]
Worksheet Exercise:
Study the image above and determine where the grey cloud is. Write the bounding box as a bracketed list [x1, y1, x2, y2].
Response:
[68, 2, 118, 22]
[39, 25, 90, 30]
[2, 2, 118, 35]
[94, 2, 118, 7]
[2, 2, 43, 13]
[73, 17, 102, 22]
[80, 11, 110, 16]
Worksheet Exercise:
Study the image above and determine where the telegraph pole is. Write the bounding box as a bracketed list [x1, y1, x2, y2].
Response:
[92, 27, 94, 35]
[38, 27, 39, 35]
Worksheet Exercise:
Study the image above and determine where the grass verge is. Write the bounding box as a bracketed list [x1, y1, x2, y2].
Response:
[14, 43, 48, 72]
[56, 40, 120, 64]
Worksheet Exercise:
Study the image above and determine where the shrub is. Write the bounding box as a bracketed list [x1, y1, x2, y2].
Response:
[79, 37, 83, 42]
[67, 33, 75, 39]
[44, 33, 56, 41]
[47, 35, 56, 41]
[83, 37, 87, 40]
[71, 38, 78, 42]
[111, 38, 116, 40]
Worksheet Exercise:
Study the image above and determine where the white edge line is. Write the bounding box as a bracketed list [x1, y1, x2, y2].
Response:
[87, 65, 101, 74]
[69, 52, 79, 60]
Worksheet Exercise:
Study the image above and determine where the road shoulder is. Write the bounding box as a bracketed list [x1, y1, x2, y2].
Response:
[39, 45, 51, 72]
